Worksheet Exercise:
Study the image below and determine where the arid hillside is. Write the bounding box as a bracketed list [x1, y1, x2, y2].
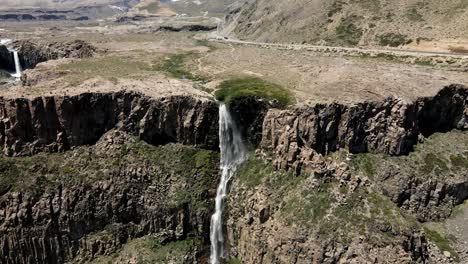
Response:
[225, 0, 468, 50]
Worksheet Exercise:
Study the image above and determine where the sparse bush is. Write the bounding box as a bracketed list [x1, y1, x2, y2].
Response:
[335, 15, 363, 46]
[378, 33, 412, 47]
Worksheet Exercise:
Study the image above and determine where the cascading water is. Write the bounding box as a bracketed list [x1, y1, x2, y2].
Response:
[11, 50, 22, 78]
[210, 104, 247, 264]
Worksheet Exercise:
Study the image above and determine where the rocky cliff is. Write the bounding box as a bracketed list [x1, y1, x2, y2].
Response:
[0, 129, 220, 263]
[261, 84, 467, 173]
[0, 83, 466, 263]
[0, 92, 219, 156]
[223, 84, 467, 264]
[11, 40, 96, 69]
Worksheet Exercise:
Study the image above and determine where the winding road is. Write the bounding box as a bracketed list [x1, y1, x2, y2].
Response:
[208, 33, 468, 60]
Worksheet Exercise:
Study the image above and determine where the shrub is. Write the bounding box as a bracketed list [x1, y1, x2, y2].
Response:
[378, 33, 412, 47]
[215, 76, 292, 107]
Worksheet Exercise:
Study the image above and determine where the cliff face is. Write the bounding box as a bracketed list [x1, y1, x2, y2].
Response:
[0, 92, 219, 156]
[11, 40, 96, 69]
[261, 84, 467, 174]
[224, 84, 467, 264]
[0, 83, 465, 263]
[0, 130, 220, 263]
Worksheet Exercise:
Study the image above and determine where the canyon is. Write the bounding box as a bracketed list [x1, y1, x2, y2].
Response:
[0, 1, 466, 263]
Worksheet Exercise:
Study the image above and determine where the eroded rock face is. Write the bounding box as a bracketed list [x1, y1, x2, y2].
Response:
[11, 39, 96, 69]
[0, 130, 220, 263]
[0, 92, 219, 156]
[261, 84, 467, 173]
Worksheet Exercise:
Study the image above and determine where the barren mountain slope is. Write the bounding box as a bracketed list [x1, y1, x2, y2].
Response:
[0, 0, 134, 10]
[225, 0, 468, 49]
[161, 0, 236, 16]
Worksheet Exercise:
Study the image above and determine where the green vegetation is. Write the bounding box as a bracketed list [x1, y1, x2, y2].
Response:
[349, 153, 378, 178]
[421, 153, 449, 175]
[0, 135, 219, 212]
[282, 181, 336, 226]
[328, 0, 346, 17]
[424, 227, 460, 262]
[237, 156, 273, 189]
[215, 76, 292, 107]
[157, 53, 207, 82]
[378, 33, 412, 47]
[92, 236, 203, 264]
[335, 15, 363, 46]
[406, 7, 424, 22]
[58, 56, 155, 86]
[319, 188, 418, 245]
[228, 257, 242, 264]
[450, 154, 468, 169]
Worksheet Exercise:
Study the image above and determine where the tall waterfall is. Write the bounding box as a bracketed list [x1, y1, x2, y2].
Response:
[210, 104, 247, 264]
[11, 50, 22, 78]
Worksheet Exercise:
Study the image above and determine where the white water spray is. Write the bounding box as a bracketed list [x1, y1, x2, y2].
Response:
[210, 104, 247, 264]
[11, 50, 22, 78]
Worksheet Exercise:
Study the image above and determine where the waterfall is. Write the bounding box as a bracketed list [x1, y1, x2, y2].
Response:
[210, 104, 247, 264]
[11, 50, 22, 78]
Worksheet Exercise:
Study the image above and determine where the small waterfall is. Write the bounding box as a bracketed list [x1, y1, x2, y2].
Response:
[210, 104, 247, 264]
[11, 50, 22, 78]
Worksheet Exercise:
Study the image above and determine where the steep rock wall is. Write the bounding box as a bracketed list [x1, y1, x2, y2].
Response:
[0, 92, 219, 156]
[12, 40, 96, 69]
[261, 84, 467, 173]
[0, 130, 220, 263]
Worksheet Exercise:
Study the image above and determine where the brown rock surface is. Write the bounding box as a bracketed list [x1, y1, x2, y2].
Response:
[0, 92, 219, 156]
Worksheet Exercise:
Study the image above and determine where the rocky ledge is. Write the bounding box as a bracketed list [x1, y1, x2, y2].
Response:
[261, 84, 467, 174]
[0, 129, 220, 263]
[0, 92, 219, 156]
[12, 39, 96, 69]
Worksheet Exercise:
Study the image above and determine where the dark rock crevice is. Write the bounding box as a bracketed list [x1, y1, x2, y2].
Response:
[0, 45, 14, 72]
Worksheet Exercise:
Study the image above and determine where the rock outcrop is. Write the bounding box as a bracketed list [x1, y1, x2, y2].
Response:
[0, 130, 220, 263]
[0, 92, 219, 156]
[261, 84, 467, 174]
[11, 40, 96, 69]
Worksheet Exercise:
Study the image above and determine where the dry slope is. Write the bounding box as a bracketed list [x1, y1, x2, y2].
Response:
[224, 0, 468, 47]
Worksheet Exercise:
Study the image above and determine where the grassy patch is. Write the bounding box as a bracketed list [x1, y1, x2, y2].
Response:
[0, 136, 219, 213]
[406, 7, 424, 22]
[237, 156, 272, 189]
[58, 56, 154, 86]
[228, 257, 242, 264]
[215, 76, 292, 107]
[421, 153, 449, 175]
[378, 33, 412, 47]
[92, 236, 202, 264]
[328, 0, 346, 17]
[282, 182, 336, 227]
[350, 153, 377, 178]
[157, 53, 207, 82]
[450, 154, 468, 169]
[423, 227, 460, 262]
[335, 15, 363, 46]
